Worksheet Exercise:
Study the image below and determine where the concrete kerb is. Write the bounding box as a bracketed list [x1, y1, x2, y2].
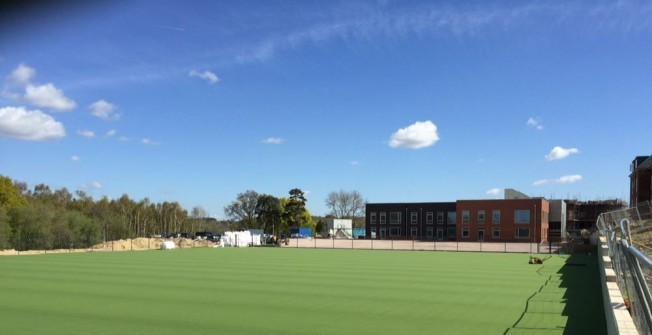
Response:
[598, 235, 639, 335]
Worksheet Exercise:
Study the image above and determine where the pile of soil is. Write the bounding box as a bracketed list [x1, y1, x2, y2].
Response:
[0, 237, 216, 256]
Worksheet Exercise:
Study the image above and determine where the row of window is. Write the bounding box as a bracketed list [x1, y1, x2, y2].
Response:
[369, 210, 531, 225]
[369, 211, 457, 225]
[460, 227, 530, 239]
[370, 226, 457, 239]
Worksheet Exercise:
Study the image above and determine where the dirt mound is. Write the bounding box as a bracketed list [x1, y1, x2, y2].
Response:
[0, 237, 216, 256]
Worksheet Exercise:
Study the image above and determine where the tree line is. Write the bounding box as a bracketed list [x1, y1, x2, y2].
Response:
[0, 173, 367, 251]
[0, 175, 216, 251]
[223, 188, 367, 235]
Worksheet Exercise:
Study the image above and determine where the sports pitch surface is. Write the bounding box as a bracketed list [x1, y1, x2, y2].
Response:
[0, 248, 606, 335]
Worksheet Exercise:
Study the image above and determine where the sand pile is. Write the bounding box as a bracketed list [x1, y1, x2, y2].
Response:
[0, 237, 216, 256]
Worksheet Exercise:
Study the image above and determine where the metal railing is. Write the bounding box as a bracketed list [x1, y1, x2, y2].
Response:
[597, 201, 652, 335]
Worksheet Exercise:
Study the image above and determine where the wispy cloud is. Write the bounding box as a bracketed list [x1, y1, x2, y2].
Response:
[545, 146, 579, 161]
[77, 129, 95, 138]
[262, 137, 286, 145]
[533, 174, 582, 186]
[141, 138, 160, 145]
[71, 155, 80, 162]
[106, 129, 117, 137]
[350, 160, 360, 166]
[526, 117, 543, 130]
[389, 120, 439, 149]
[189, 70, 220, 84]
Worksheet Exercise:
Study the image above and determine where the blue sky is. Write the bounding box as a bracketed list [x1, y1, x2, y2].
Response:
[1, 0, 651, 218]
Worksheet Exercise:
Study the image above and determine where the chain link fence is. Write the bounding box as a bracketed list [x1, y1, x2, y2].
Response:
[597, 201, 652, 335]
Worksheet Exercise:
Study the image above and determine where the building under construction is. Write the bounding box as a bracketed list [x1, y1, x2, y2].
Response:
[565, 199, 625, 232]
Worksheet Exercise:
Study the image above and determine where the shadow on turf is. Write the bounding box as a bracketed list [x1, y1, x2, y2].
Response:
[503, 253, 607, 335]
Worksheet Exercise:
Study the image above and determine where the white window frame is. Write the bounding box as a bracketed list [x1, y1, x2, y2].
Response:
[492, 210, 501, 224]
[370, 212, 377, 224]
[411, 227, 418, 237]
[462, 210, 470, 223]
[462, 227, 470, 238]
[492, 228, 500, 238]
[380, 212, 386, 224]
[437, 212, 444, 223]
[410, 211, 418, 225]
[477, 210, 485, 223]
[426, 212, 434, 224]
[427, 227, 434, 238]
[390, 212, 401, 224]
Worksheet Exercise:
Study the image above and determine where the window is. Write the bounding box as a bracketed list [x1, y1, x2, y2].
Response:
[426, 212, 434, 224]
[492, 210, 501, 224]
[477, 229, 484, 241]
[462, 227, 470, 238]
[447, 212, 457, 225]
[437, 212, 444, 223]
[447, 227, 456, 238]
[411, 227, 418, 237]
[427, 227, 433, 238]
[371, 227, 377, 238]
[462, 210, 470, 223]
[492, 228, 500, 238]
[370, 212, 377, 224]
[390, 212, 401, 224]
[477, 210, 485, 223]
[515, 227, 530, 238]
[515, 210, 531, 224]
[380, 212, 386, 224]
[390, 227, 400, 236]
[410, 211, 418, 225]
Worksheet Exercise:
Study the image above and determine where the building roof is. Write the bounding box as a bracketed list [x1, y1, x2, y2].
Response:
[638, 155, 652, 169]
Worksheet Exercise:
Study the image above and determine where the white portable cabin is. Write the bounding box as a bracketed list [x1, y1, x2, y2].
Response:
[327, 219, 352, 237]
[219, 231, 262, 247]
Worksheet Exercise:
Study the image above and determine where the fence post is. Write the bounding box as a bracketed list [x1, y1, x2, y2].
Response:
[371, 237, 373, 250]
[456, 241, 458, 252]
[412, 238, 415, 251]
[332, 236, 335, 249]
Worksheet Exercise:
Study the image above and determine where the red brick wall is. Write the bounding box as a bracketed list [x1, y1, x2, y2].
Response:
[456, 199, 549, 243]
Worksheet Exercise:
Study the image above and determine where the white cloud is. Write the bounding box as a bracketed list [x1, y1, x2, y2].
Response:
[526, 117, 543, 130]
[71, 155, 80, 162]
[0, 106, 66, 141]
[118, 136, 129, 141]
[90, 100, 120, 120]
[77, 129, 95, 138]
[545, 146, 579, 161]
[141, 138, 160, 145]
[533, 174, 583, 186]
[350, 160, 360, 166]
[24, 83, 76, 111]
[106, 129, 117, 137]
[557, 174, 582, 184]
[8, 64, 35, 85]
[486, 188, 502, 198]
[189, 70, 220, 84]
[80, 181, 103, 192]
[262, 137, 286, 144]
[389, 120, 439, 149]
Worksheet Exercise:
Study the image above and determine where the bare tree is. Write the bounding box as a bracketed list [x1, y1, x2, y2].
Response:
[224, 190, 260, 229]
[325, 190, 365, 226]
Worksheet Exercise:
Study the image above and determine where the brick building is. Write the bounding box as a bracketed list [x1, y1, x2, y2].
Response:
[565, 199, 625, 232]
[365, 202, 456, 240]
[630, 155, 652, 207]
[455, 198, 549, 243]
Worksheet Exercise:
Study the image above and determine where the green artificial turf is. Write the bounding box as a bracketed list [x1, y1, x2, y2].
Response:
[0, 248, 605, 335]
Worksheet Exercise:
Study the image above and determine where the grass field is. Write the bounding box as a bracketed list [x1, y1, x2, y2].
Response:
[0, 248, 605, 335]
